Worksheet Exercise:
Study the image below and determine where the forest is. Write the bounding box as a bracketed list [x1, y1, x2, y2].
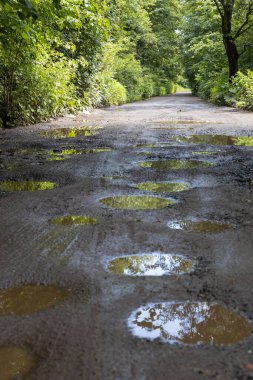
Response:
[0, 0, 253, 128]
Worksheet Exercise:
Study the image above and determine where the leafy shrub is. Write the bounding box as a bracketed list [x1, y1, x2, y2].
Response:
[233, 71, 253, 110]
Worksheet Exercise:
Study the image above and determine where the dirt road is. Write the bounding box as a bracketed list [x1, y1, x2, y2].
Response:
[0, 93, 253, 380]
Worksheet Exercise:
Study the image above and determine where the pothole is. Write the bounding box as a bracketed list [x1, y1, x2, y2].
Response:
[135, 181, 190, 193]
[151, 120, 211, 125]
[173, 135, 253, 146]
[41, 126, 100, 139]
[128, 302, 251, 345]
[0, 284, 70, 316]
[48, 148, 111, 161]
[0, 181, 57, 191]
[134, 143, 156, 148]
[0, 346, 36, 380]
[107, 253, 194, 276]
[100, 196, 175, 210]
[138, 160, 213, 170]
[49, 215, 97, 225]
[167, 220, 234, 233]
[192, 151, 221, 155]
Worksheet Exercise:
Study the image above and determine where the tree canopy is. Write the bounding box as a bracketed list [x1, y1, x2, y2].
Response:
[0, 0, 253, 128]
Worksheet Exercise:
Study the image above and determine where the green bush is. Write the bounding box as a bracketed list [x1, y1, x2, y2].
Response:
[233, 71, 253, 110]
[100, 78, 127, 106]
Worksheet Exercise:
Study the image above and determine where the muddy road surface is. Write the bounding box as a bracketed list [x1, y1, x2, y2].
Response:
[0, 93, 253, 380]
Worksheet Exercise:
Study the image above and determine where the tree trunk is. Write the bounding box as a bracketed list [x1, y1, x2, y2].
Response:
[223, 36, 239, 79]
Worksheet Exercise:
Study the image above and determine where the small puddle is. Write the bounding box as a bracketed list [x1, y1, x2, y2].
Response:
[0, 181, 57, 191]
[100, 196, 175, 210]
[48, 148, 111, 161]
[138, 160, 213, 170]
[173, 135, 253, 146]
[135, 182, 190, 193]
[192, 151, 221, 155]
[0, 284, 69, 316]
[107, 253, 194, 276]
[49, 215, 97, 225]
[151, 120, 211, 125]
[167, 220, 233, 233]
[0, 346, 36, 380]
[128, 302, 251, 345]
[134, 143, 156, 148]
[41, 126, 100, 139]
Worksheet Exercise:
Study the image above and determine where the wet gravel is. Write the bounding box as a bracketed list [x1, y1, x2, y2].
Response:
[0, 92, 253, 380]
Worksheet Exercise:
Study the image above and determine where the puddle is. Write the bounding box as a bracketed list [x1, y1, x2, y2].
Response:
[49, 215, 97, 225]
[41, 126, 100, 139]
[167, 220, 233, 233]
[107, 253, 194, 276]
[134, 143, 156, 148]
[135, 182, 190, 193]
[192, 151, 221, 155]
[0, 181, 57, 191]
[48, 148, 111, 161]
[151, 120, 211, 125]
[149, 127, 184, 131]
[100, 196, 175, 210]
[128, 302, 251, 345]
[0, 346, 36, 380]
[173, 135, 253, 146]
[136, 151, 153, 156]
[0, 284, 69, 316]
[138, 160, 213, 170]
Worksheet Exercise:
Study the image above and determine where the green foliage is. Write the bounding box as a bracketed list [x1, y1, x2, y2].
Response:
[0, 0, 182, 128]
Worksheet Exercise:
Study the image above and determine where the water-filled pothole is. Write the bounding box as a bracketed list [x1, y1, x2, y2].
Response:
[100, 196, 175, 210]
[107, 253, 194, 276]
[167, 220, 233, 233]
[41, 126, 100, 139]
[0, 284, 69, 316]
[152, 120, 210, 125]
[129, 302, 251, 345]
[135, 182, 190, 193]
[138, 160, 213, 170]
[173, 135, 253, 146]
[134, 143, 156, 148]
[0, 346, 36, 380]
[0, 181, 57, 191]
[49, 215, 97, 225]
[48, 148, 111, 161]
[192, 151, 221, 155]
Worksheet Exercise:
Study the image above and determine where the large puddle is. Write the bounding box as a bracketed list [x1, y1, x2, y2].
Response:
[173, 135, 253, 146]
[48, 148, 111, 161]
[167, 220, 233, 233]
[49, 215, 97, 225]
[135, 182, 190, 193]
[138, 160, 213, 170]
[41, 126, 100, 139]
[100, 196, 175, 210]
[0, 181, 56, 191]
[0, 284, 69, 316]
[0, 346, 35, 380]
[107, 253, 194, 276]
[129, 302, 251, 345]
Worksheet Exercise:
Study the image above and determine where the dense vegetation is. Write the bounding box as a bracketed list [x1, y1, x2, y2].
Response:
[0, 0, 253, 128]
[183, 0, 253, 109]
[0, 0, 182, 127]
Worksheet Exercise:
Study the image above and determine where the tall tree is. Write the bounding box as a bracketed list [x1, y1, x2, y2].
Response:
[212, 0, 253, 78]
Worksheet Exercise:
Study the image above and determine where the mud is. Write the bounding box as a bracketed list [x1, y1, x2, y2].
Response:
[1, 92, 253, 379]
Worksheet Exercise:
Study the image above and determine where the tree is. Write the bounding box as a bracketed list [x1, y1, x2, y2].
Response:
[212, 0, 253, 78]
